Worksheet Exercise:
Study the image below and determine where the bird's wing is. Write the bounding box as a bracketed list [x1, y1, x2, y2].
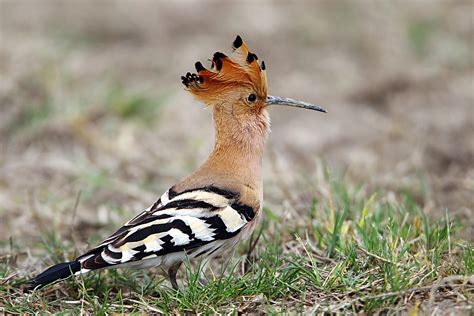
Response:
[76, 185, 256, 271]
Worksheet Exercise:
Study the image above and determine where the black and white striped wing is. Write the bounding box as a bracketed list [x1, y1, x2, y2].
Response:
[77, 186, 256, 271]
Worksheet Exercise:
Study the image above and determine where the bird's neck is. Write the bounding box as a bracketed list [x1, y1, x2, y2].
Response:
[192, 107, 270, 192]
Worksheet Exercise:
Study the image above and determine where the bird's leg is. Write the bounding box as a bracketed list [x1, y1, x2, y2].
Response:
[198, 260, 209, 286]
[168, 262, 182, 290]
[244, 226, 263, 273]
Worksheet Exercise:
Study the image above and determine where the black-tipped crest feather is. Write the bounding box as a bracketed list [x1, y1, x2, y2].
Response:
[232, 35, 243, 49]
[195, 61, 205, 72]
[246, 52, 258, 64]
[212, 52, 227, 71]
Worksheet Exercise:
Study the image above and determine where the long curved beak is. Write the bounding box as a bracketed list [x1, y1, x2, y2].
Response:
[266, 95, 327, 113]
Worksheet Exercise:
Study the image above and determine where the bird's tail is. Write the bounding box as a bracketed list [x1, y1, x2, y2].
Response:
[25, 260, 82, 291]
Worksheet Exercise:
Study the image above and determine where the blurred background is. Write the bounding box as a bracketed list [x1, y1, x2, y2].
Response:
[0, 0, 473, 251]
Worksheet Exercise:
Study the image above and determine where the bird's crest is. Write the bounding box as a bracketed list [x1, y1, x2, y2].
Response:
[181, 35, 267, 103]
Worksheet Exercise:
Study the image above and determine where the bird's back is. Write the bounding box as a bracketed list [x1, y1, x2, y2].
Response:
[78, 181, 261, 271]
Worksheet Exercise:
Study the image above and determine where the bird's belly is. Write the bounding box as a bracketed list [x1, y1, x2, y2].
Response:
[238, 206, 263, 241]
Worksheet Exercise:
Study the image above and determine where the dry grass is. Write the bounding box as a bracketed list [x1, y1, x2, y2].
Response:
[0, 0, 473, 313]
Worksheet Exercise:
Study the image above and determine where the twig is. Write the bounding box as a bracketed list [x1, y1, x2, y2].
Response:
[68, 190, 82, 243]
[356, 244, 397, 265]
[0, 272, 18, 284]
[127, 298, 165, 313]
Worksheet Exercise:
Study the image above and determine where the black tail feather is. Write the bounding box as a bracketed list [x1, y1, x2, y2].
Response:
[25, 261, 81, 291]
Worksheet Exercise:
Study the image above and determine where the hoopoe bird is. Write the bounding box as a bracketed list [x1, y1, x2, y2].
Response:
[26, 35, 326, 291]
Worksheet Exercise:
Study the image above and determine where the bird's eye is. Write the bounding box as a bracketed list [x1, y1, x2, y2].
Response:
[247, 93, 257, 103]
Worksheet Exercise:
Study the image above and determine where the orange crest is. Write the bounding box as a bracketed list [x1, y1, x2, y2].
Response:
[181, 35, 267, 104]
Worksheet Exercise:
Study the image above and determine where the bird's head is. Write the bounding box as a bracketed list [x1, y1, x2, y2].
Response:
[181, 36, 325, 143]
[181, 36, 267, 116]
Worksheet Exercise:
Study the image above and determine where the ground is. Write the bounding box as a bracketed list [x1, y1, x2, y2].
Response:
[0, 0, 473, 314]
